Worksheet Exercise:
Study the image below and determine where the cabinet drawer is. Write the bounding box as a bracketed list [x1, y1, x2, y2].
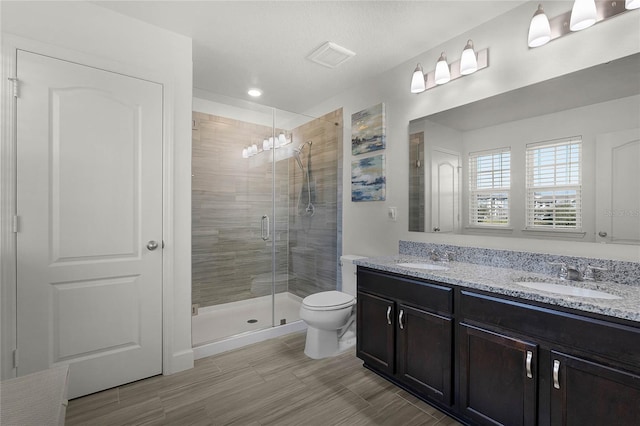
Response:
[459, 290, 640, 371]
[358, 267, 453, 315]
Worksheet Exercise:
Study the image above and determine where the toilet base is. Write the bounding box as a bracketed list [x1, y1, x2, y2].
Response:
[303, 323, 356, 359]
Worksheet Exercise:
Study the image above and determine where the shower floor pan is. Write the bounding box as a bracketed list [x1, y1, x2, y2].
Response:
[192, 292, 303, 347]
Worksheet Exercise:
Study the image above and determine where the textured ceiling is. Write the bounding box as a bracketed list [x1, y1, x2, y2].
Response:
[96, 1, 526, 113]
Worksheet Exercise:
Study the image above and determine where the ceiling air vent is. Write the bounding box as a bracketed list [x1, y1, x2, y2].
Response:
[306, 42, 355, 69]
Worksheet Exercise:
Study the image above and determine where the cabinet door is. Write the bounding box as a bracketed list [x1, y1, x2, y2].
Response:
[356, 291, 395, 374]
[397, 304, 453, 405]
[550, 351, 640, 426]
[459, 323, 537, 426]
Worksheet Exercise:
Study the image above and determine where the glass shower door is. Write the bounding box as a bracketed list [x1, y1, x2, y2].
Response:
[191, 99, 280, 345]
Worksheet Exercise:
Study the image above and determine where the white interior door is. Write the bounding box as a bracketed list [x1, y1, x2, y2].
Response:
[431, 148, 460, 233]
[15, 50, 163, 398]
[595, 128, 640, 244]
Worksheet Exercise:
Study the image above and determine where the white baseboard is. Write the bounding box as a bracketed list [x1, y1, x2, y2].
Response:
[164, 348, 194, 375]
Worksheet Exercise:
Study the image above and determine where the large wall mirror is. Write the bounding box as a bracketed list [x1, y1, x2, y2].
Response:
[409, 53, 640, 245]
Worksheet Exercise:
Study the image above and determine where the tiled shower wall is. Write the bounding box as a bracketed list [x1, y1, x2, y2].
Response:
[192, 110, 342, 308]
[288, 109, 342, 298]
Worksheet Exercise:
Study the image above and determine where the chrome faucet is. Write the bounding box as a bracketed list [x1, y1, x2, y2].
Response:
[430, 249, 455, 262]
[548, 262, 608, 282]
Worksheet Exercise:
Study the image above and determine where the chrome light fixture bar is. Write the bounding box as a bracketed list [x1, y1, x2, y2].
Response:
[528, 1, 636, 48]
[410, 45, 489, 94]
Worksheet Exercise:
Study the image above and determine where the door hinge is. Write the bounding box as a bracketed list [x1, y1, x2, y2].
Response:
[12, 215, 19, 233]
[13, 349, 18, 368]
[8, 78, 19, 98]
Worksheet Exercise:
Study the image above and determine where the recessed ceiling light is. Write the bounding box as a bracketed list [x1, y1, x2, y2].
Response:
[248, 88, 262, 97]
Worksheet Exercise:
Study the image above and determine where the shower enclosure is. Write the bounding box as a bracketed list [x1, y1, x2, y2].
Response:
[191, 95, 342, 354]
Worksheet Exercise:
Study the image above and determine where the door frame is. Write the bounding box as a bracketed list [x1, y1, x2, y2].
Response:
[1, 34, 192, 379]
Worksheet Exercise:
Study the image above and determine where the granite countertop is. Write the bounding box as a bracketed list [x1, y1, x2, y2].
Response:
[355, 255, 640, 323]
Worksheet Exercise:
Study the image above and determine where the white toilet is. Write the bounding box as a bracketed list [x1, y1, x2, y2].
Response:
[300, 255, 365, 359]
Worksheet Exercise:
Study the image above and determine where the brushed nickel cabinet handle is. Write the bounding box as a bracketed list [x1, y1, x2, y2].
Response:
[386, 306, 392, 325]
[526, 351, 533, 379]
[399, 309, 404, 330]
[553, 359, 561, 389]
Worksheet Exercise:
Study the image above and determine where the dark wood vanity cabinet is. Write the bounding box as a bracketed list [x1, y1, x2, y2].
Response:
[357, 267, 640, 426]
[458, 323, 538, 426]
[356, 291, 395, 375]
[549, 351, 640, 426]
[459, 290, 640, 426]
[357, 268, 454, 406]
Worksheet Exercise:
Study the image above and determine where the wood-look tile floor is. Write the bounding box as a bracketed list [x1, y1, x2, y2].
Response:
[66, 332, 463, 426]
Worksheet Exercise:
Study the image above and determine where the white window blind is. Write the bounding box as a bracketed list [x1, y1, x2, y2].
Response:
[526, 138, 582, 229]
[468, 148, 510, 226]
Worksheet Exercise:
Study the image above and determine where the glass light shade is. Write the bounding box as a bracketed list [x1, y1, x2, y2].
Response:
[263, 138, 271, 150]
[242, 148, 249, 159]
[570, 0, 597, 31]
[459, 40, 478, 75]
[528, 5, 551, 47]
[278, 132, 287, 146]
[251, 144, 258, 155]
[626, 0, 640, 9]
[410, 63, 426, 93]
[434, 53, 450, 85]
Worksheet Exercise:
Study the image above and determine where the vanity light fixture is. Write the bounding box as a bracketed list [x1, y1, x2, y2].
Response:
[434, 53, 451, 85]
[243, 133, 293, 158]
[570, 0, 597, 31]
[528, 4, 551, 47]
[528, 0, 637, 48]
[410, 42, 488, 94]
[459, 40, 478, 75]
[411, 63, 426, 93]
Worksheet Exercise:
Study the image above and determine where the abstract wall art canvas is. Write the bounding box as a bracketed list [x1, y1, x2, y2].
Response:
[351, 154, 386, 202]
[351, 103, 385, 155]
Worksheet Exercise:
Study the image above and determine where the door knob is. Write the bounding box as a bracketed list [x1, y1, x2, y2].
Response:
[146, 240, 159, 251]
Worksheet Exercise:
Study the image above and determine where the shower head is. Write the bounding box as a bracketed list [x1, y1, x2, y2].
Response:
[293, 140, 312, 170]
[293, 150, 304, 170]
[294, 140, 312, 153]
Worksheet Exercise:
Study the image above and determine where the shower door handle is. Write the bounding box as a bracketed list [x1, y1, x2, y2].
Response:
[261, 215, 270, 241]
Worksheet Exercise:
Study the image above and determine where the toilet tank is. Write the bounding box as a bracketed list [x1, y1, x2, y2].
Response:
[340, 255, 366, 296]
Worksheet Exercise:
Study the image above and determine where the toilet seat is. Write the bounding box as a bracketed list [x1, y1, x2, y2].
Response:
[302, 290, 355, 311]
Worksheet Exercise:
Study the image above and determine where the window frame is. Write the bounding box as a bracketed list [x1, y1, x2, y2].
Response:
[468, 147, 511, 227]
[525, 137, 582, 230]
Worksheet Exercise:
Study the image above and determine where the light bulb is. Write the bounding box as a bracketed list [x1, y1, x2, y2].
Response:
[278, 132, 287, 146]
[460, 40, 478, 75]
[410, 63, 426, 93]
[434, 52, 450, 85]
[570, 0, 597, 31]
[528, 4, 551, 47]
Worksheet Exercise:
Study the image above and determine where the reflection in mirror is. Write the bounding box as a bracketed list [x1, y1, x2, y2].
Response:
[409, 132, 425, 231]
[409, 53, 640, 244]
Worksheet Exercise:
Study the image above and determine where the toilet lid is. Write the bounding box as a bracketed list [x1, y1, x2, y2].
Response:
[302, 291, 355, 311]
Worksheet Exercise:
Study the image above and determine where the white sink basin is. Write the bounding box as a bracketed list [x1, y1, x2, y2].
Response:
[397, 262, 449, 271]
[516, 281, 622, 300]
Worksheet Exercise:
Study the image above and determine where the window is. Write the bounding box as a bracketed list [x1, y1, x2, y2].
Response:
[526, 138, 582, 229]
[468, 148, 510, 226]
